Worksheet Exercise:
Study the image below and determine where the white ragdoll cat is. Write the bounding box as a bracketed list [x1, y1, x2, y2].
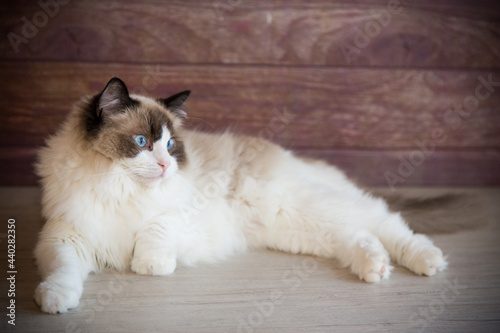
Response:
[35, 77, 447, 314]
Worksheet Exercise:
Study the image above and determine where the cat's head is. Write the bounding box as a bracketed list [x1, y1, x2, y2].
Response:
[81, 77, 190, 183]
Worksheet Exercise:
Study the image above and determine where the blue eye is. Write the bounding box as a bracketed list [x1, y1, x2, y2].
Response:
[167, 138, 175, 150]
[134, 135, 147, 147]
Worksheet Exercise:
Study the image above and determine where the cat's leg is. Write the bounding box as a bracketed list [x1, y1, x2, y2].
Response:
[345, 229, 394, 282]
[298, 160, 448, 276]
[34, 225, 92, 314]
[240, 171, 392, 282]
[130, 218, 178, 276]
[260, 223, 393, 283]
[368, 210, 447, 276]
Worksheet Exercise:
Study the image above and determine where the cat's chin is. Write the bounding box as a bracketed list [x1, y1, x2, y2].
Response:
[135, 173, 168, 186]
[130, 167, 177, 186]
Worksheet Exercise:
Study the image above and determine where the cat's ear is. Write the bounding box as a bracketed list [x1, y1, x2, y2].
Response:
[97, 77, 136, 118]
[159, 90, 191, 118]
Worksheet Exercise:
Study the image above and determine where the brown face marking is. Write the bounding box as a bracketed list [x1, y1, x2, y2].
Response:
[79, 97, 187, 166]
[168, 133, 187, 167]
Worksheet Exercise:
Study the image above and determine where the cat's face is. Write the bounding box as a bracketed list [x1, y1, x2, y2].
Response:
[81, 78, 190, 184]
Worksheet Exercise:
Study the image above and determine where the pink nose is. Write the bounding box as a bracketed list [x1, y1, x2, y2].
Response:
[158, 160, 170, 173]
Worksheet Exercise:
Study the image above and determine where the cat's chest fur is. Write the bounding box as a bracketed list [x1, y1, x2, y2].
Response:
[40, 151, 194, 271]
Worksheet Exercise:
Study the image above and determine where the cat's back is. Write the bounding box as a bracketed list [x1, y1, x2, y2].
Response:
[181, 129, 287, 183]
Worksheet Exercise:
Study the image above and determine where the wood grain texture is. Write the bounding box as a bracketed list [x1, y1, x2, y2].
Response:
[1, 61, 499, 186]
[1, 187, 499, 332]
[2, 146, 498, 187]
[2, 61, 499, 149]
[1, 0, 499, 68]
[1, 1, 499, 186]
[299, 149, 500, 187]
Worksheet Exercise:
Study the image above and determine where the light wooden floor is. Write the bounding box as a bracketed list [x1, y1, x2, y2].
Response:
[1, 187, 499, 333]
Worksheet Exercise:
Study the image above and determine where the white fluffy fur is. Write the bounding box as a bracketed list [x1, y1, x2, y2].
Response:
[34, 95, 447, 314]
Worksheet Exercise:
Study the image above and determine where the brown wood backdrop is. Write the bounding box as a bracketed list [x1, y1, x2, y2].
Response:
[0, 0, 499, 187]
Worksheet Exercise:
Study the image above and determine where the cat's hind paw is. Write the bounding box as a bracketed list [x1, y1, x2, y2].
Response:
[402, 235, 448, 276]
[130, 255, 177, 276]
[34, 281, 80, 314]
[412, 248, 448, 276]
[349, 233, 393, 283]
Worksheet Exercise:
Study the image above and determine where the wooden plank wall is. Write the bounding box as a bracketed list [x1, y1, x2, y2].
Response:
[0, 0, 499, 187]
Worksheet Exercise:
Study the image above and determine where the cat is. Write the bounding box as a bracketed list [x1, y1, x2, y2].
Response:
[34, 77, 447, 314]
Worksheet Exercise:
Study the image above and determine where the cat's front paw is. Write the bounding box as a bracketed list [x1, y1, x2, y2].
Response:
[130, 255, 177, 276]
[34, 281, 80, 314]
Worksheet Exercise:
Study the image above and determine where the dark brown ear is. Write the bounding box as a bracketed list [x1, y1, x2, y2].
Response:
[159, 90, 191, 118]
[97, 77, 137, 118]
